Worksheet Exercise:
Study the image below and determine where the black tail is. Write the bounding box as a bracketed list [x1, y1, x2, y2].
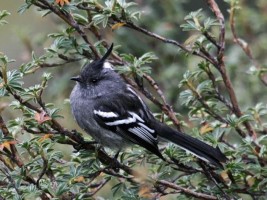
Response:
[156, 123, 227, 168]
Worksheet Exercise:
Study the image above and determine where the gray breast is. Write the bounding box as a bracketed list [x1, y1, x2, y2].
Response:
[70, 85, 131, 151]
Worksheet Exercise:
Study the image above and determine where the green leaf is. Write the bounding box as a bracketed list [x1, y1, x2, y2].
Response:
[73, 13, 88, 25]
[6, 70, 24, 91]
[236, 114, 253, 126]
[184, 9, 203, 20]
[0, 10, 10, 25]
[196, 80, 213, 94]
[204, 17, 220, 29]
[92, 14, 110, 27]
[179, 89, 195, 106]
[117, 52, 157, 77]
[18, 2, 33, 14]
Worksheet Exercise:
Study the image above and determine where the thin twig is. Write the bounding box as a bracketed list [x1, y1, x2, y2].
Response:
[124, 76, 182, 131]
[203, 64, 233, 111]
[5, 80, 136, 177]
[77, 5, 217, 65]
[205, 0, 257, 139]
[82, 179, 110, 197]
[199, 161, 231, 200]
[36, 154, 48, 188]
[103, 168, 136, 184]
[203, 31, 220, 50]
[157, 180, 218, 200]
[39, 60, 81, 68]
[0, 115, 24, 167]
[229, 1, 267, 86]
[0, 166, 21, 196]
[118, 20, 216, 65]
[143, 73, 181, 129]
[36, 0, 99, 59]
[186, 81, 228, 124]
[205, 0, 225, 60]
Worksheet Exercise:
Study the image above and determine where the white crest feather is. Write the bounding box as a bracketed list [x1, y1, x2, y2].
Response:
[103, 62, 113, 69]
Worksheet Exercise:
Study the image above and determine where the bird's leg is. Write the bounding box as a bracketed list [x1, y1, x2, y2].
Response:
[83, 140, 98, 145]
[114, 150, 120, 160]
[95, 148, 121, 172]
[71, 130, 98, 152]
[108, 150, 121, 172]
[73, 140, 98, 152]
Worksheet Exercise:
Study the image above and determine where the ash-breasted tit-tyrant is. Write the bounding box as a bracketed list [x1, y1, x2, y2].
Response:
[70, 44, 227, 167]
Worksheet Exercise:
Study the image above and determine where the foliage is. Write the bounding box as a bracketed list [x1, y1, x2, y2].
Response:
[1, 0, 267, 199]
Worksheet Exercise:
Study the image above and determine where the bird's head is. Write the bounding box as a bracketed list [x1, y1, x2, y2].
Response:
[71, 44, 121, 88]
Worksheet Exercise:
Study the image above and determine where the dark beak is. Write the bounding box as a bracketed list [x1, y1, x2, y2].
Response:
[70, 76, 82, 83]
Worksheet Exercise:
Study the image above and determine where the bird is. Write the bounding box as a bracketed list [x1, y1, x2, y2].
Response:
[70, 44, 227, 168]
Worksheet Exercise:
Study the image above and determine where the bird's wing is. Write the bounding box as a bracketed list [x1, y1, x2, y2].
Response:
[93, 86, 163, 158]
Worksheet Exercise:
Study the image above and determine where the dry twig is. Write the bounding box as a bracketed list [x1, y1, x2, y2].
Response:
[229, 1, 267, 86]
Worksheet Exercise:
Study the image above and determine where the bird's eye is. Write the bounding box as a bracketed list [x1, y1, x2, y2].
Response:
[91, 79, 97, 83]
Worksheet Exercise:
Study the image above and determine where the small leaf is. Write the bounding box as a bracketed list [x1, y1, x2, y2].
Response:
[184, 34, 201, 47]
[138, 184, 152, 199]
[0, 140, 17, 151]
[200, 123, 213, 134]
[34, 111, 51, 124]
[73, 13, 88, 25]
[73, 176, 85, 183]
[0, 10, 10, 25]
[1, 65, 7, 84]
[92, 14, 110, 27]
[38, 134, 53, 143]
[112, 22, 126, 30]
[0, 102, 8, 113]
[220, 170, 230, 183]
[55, 0, 70, 7]
[246, 175, 255, 187]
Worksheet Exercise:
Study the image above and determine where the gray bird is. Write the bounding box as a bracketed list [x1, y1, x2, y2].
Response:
[70, 44, 227, 167]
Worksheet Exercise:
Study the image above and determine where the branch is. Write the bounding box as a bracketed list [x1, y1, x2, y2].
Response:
[0, 116, 52, 199]
[205, 0, 225, 60]
[186, 81, 229, 124]
[4, 80, 136, 177]
[83, 179, 110, 197]
[157, 180, 218, 200]
[0, 166, 22, 196]
[203, 31, 220, 50]
[199, 161, 231, 200]
[203, 65, 233, 111]
[229, 1, 267, 86]
[119, 21, 216, 65]
[54, 126, 136, 175]
[77, 4, 217, 65]
[131, 74, 181, 131]
[36, 0, 99, 59]
[0, 115, 24, 167]
[36, 154, 49, 188]
[39, 59, 82, 68]
[205, 0, 257, 139]
[5, 85, 41, 113]
[143, 74, 181, 130]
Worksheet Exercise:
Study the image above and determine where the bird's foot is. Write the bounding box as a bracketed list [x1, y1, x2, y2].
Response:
[73, 140, 98, 152]
[108, 152, 120, 172]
